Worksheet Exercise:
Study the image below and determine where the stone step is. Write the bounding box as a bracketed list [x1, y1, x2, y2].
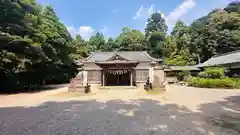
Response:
[99, 86, 137, 90]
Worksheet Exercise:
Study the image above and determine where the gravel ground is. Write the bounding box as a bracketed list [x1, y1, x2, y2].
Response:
[0, 85, 239, 135]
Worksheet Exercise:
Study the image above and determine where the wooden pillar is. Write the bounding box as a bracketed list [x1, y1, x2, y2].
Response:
[102, 70, 105, 86]
[130, 69, 133, 86]
[152, 67, 154, 83]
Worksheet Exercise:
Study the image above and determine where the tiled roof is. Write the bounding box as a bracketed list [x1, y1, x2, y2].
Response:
[95, 60, 139, 64]
[84, 51, 162, 62]
[198, 50, 240, 67]
[164, 66, 201, 71]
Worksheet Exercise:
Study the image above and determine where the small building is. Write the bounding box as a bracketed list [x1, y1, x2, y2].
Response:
[197, 50, 240, 77]
[197, 50, 240, 69]
[164, 66, 201, 83]
[76, 51, 164, 87]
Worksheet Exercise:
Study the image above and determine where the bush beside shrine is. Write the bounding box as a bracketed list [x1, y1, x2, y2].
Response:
[187, 77, 240, 89]
[187, 67, 240, 89]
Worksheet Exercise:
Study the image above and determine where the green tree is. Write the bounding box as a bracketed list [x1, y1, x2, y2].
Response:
[188, 18, 216, 63]
[147, 31, 166, 58]
[87, 32, 105, 51]
[224, 1, 240, 13]
[165, 20, 195, 65]
[145, 12, 168, 37]
[0, 1, 77, 92]
[163, 36, 177, 58]
[145, 12, 168, 58]
[171, 21, 190, 50]
[71, 34, 88, 59]
[207, 10, 240, 54]
[115, 27, 147, 51]
[104, 37, 118, 51]
[188, 5, 240, 63]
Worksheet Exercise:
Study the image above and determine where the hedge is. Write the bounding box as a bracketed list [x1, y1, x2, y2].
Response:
[187, 77, 240, 89]
[198, 67, 225, 79]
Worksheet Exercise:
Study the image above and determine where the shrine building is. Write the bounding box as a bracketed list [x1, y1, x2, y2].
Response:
[75, 51, 165, 87]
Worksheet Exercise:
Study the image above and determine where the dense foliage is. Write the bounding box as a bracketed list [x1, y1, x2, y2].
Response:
[0, 1, 239, 92]
[187, 77, 240, 89]
[188, 67, 240, 89]
[198, 67, 225, 79]
[0, 0, 77, 92]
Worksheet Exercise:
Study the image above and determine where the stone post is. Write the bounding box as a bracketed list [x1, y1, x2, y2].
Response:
[83, 71, 88, 86]
[149, 66, 154, 83]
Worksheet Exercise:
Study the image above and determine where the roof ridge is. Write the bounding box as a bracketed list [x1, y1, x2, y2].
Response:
[85, 52, 94, 61]
[92, 51, 144, 53]
[212, 50, 240, 58]
[143, 51, 162, 61]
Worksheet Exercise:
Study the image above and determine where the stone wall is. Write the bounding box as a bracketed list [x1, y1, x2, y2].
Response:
[152, 68, 165, 88]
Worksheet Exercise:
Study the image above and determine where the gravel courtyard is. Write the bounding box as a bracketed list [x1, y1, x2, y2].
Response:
[0, 85, 239, 135]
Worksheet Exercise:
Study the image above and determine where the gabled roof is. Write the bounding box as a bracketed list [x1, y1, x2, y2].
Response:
[95, 60, 139, 64]
[198, 50, 240, 67]
[84, 51, 162, 62]
[106, 54, 129, 61]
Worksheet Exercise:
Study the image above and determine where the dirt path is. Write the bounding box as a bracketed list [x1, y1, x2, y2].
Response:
[0, 85, 239, 112]
[0, 85, 239, 135]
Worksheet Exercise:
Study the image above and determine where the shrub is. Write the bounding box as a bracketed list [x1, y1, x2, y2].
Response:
[177, 71, 189, 81]
[199, 67, 225, 79]
[187, 77, 240, 89]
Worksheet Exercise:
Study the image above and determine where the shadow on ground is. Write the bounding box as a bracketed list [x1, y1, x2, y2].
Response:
[0, 84, 68, 95]
[198, 95, 240, 134]
[0, 96, 239, 135]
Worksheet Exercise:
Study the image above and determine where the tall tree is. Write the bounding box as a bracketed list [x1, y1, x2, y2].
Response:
[145, 12, 168, 37]
[164, 21, 195, 65]
[71, 34, 88, 59]
[0, 1, 77, 92]
[171, 20, 190, 50]
[147, 31, 166, 58]
[188, 4, 240, 63]
[104, 37, 118, 51]
[224, 1, 240, 13]
[207, 10, 240, 54]
[115, 27, 147, 51]
[145, 12, 168, 57]
[87, 32, 105, 51]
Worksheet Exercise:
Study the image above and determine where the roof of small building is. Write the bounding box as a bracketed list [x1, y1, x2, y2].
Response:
[197, 50, 240, 67]
[95, 60, 139, 64]
[164, 66, 201, 71]
[84, 51, 162, 62]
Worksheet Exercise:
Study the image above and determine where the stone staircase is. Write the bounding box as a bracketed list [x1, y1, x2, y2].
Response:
[98, 86, 137, 90]
[68, 75, 90, 93]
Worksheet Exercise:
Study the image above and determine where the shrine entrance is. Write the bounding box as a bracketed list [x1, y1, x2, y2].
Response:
[105, 69, 131, 86]
[95, 58, 139, 87]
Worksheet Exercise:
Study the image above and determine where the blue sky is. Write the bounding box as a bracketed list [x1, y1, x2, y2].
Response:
[36, 0, 234, 39]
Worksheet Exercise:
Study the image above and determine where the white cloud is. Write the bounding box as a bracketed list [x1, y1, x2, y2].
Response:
[100, 26, 108, 35]
[166, 0, 196, 26]
[148, 4, 154, 15]
[79, 26, 94, 40]
[100, 26, 112, 40]
[67, 26, 94, 40]
[133, 5, 156, 20]
[133, 6, 144, 20]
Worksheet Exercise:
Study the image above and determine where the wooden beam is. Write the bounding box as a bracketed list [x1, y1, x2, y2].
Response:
[130, 70, 133, 86]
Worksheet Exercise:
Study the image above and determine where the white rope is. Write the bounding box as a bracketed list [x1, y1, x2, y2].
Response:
[107, 69, 128, 75]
